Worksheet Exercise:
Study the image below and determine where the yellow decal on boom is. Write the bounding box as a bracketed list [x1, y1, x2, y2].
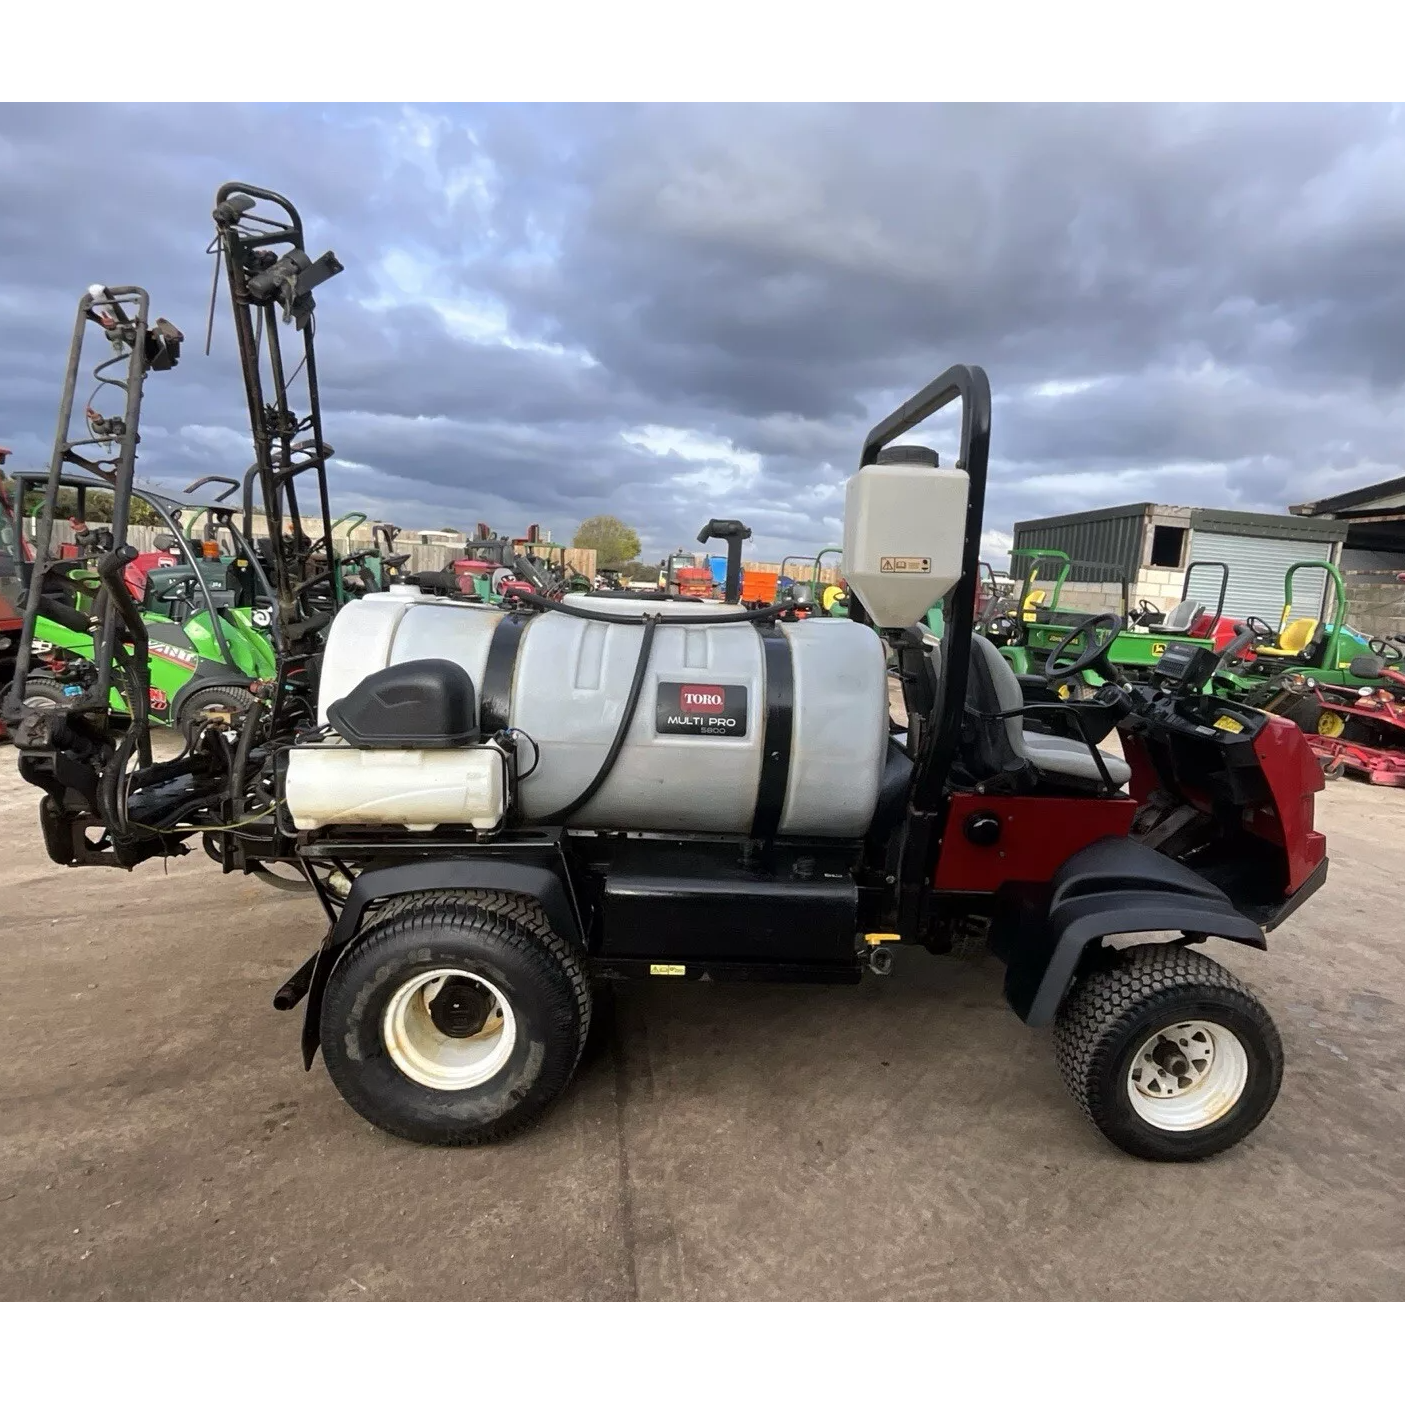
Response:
[649, 963, 686, 976]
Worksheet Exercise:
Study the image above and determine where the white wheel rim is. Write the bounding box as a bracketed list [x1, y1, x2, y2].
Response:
[382, 968, 517, 1092]
[1126, 1020, 1249, 1131]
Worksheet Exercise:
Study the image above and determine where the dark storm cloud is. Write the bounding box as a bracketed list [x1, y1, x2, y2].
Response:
[2, 102, 1402, 565]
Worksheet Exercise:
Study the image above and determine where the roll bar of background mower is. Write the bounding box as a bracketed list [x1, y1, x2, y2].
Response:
[5, 287, 157, 724]
[857, 363, 991, 815]
[185, 475, 240, 503]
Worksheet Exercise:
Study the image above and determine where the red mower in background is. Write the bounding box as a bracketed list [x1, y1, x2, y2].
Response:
[1278, 651, 1405, 787]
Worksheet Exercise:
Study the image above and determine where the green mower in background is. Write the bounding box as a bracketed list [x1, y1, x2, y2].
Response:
[811, 547, 849, 616]
[1212, 558, 1397, 705]
[996, 547, 1233, 688]
[10, 469, 282, 729]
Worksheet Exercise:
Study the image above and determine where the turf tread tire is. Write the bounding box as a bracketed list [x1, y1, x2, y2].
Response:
[1053, 944, 1283, 1162]
[176, 684, 255, 731]
[321, 889, 591, 1146]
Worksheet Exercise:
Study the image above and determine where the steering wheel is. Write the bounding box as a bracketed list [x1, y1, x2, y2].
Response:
[1045, 613, 1123, 683]
[1244, 616, 1276, 643]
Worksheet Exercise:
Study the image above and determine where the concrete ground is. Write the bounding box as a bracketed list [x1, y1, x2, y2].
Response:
[1, 747, 1403, 1301]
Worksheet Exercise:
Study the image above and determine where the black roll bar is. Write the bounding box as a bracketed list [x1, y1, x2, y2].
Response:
[185, 474, 240, 503]
[857, 364, 992, 814]
[1180, 560, 1230, 630]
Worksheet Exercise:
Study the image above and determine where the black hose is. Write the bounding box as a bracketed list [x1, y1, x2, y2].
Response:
[509, 589, 791, 627]
[536, 613, 659, 824]
[229, 695, 267, 820]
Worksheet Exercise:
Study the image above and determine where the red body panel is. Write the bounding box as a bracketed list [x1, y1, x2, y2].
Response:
[123, 550, 179, 600]
[934, 793, 1138, 892]
[1247, 714, 1327, 893]
[1188, 615, 1243, 650]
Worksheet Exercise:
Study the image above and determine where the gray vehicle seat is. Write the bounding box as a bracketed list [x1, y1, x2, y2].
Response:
[1147, 599, 1205, 634]
[969, 633, 1132, 789]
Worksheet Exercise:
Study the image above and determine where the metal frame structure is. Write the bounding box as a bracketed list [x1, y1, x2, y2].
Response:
[4, 285, 182, 755]
[211, 183, 342, 625]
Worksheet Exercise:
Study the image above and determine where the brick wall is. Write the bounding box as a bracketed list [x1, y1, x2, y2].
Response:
[1344, 573, 1405, 639]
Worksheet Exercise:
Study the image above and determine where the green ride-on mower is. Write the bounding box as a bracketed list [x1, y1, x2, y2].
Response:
[1212, 559, 1394, 708]
[999, 550, 1234, 690]
[810, 546, 849, 617]
[7, 317, 1330, 1161]
[8, 467, 281, 730]
[1, 287, 285, 732]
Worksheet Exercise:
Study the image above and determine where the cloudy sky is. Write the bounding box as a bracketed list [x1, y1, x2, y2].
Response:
[2, 102, 1403, 567]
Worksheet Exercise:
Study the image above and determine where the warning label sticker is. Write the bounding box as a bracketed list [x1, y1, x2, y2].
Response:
[879, 556, 931, 574]
[655, 682, 748, 738]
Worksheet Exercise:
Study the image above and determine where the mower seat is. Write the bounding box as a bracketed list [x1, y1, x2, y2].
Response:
[1147, 599, 1205, 634]
[1256, 617, 1318, 657]
[968, 634, 1132, 791]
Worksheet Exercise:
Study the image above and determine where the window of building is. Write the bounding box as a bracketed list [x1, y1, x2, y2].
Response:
[1150, 525, 1187, 568]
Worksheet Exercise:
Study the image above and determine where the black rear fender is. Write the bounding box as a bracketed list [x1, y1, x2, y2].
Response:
[1002, 836, 1266, 1028]
[298, 855, 583, 1067]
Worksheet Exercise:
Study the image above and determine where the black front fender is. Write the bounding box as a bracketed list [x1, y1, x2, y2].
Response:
[1003, 836, 1266, 1028]
[298, 853, 583, 1068]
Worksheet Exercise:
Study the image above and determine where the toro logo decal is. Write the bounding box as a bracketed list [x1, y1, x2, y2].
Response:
[656, 682, 747, 738]
[680, 685, 725, 713]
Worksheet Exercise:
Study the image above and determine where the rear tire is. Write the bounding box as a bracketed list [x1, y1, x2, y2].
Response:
[320, 891, 591, 1146]
[1053, 945, 1283, 1161]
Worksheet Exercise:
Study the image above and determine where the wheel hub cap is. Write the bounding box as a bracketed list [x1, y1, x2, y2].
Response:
[1127, 1020, 1249, 1131]
[382, 968, 516, 1092]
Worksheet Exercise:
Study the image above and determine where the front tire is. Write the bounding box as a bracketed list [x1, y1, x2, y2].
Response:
[320, 891, 591, 1146]
[1053, 945, 1283, 1161]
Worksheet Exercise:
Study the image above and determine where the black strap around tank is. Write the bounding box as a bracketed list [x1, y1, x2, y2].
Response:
[751, 627, 795, 840]
[479, 611, 532, 733]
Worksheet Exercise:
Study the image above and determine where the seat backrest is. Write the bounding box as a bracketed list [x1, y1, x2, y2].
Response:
[1278, 617, 1317, 653]
[1158, 598, 1204, 633]
[961, 634, 1033, 786]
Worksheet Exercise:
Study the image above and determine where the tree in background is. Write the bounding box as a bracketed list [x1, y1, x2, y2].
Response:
[573, 514, 641, 568]
[11, 480, 163, 526]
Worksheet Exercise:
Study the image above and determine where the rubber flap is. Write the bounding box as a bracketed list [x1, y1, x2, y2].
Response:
[327, 658, 479, 748]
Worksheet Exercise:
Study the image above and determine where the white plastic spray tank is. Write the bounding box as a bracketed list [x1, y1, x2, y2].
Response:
[841, 445, 970, 628]
[294, 588, 891, 837]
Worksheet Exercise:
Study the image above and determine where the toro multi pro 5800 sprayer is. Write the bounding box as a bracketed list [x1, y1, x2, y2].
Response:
[6, 202, 1327, 1159]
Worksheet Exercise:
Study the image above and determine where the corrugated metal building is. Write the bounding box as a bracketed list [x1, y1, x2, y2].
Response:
[1011, 502, 1346, 623]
